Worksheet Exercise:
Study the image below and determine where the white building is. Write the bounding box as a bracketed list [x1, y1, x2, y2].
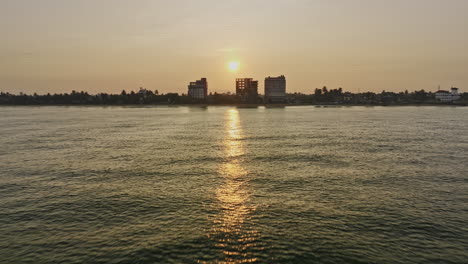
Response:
[188, 78, 208, 100]
[265, 75, 286, 103]
[436, 87, 461, 102]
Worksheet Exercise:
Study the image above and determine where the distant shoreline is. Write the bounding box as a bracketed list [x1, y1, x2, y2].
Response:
[1, 103, 466, 107]
[2, 88, 466, 106]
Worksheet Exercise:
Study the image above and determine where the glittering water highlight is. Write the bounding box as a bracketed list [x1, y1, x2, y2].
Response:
[0, 106, 467, 264]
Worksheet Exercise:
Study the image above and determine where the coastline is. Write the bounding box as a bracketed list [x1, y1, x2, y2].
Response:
[0, 103, 466, 107]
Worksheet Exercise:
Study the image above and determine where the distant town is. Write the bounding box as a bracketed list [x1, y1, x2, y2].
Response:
[1, 76, 466, 106]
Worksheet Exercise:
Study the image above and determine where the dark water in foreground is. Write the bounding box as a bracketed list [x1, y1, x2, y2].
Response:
[1, 106, 467, 264]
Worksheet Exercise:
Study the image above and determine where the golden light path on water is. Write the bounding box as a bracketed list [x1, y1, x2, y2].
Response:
[201, 108, 260, 264]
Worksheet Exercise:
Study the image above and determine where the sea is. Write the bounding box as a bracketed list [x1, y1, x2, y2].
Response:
[1, 106, 467, 264]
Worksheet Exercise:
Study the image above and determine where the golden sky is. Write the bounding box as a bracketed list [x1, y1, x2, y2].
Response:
[1, 0, 467, 94]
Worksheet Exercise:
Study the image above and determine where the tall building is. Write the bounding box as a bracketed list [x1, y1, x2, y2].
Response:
[236, 78, 258, 103]
[188, 78, 208, 100]
[265, 75, 286, 103]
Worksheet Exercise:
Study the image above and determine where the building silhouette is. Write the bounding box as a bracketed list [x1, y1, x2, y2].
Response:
[265, 75, 286, 103]
[188, 78, 208, 100]
[236, 78, 258, 103]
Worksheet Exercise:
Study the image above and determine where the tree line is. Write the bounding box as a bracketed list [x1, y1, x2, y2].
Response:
[1, 87, 466, 105]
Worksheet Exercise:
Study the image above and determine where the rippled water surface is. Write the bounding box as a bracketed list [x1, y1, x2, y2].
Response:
[1, 106, 467, 264]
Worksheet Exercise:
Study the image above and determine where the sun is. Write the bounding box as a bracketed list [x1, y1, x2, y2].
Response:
[228, 61, 240, 72]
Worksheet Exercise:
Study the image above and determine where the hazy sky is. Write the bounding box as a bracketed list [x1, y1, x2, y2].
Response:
[1, 0, 467, 94]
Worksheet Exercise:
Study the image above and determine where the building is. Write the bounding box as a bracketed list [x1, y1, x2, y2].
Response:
[436, 87, 460, 102]
[236, 78, 258, 103]
[343, 92, 353, 103]
[188, 78, 208, 100]
[264, 75, 286, 103]
[138, 87, 149, 95]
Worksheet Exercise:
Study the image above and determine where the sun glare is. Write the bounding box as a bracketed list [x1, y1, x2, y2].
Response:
[228, 61, 240, 72]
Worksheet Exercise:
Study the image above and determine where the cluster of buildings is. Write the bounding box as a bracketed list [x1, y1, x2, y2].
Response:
[187, 76, 287, 103]
[187, 77, 463, 104]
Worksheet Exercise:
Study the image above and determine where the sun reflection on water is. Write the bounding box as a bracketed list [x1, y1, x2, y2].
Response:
[202, 108, 260, 264]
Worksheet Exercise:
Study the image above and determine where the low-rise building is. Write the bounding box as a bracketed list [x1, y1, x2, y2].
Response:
[265, 75, 286, 103]
[343, 92, 353, 103]
[138, 87, 149, 95]
[188, 78, 208, 100]
[436, 87, 460, 102]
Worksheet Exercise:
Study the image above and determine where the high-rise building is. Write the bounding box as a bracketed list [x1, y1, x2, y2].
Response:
[236, 78, 258, 103]
[188, 78, 208, 100]
[265, 75, 286, 103]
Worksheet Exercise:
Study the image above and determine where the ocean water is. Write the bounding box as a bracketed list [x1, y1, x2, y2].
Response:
[0, 106, 467, 264]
